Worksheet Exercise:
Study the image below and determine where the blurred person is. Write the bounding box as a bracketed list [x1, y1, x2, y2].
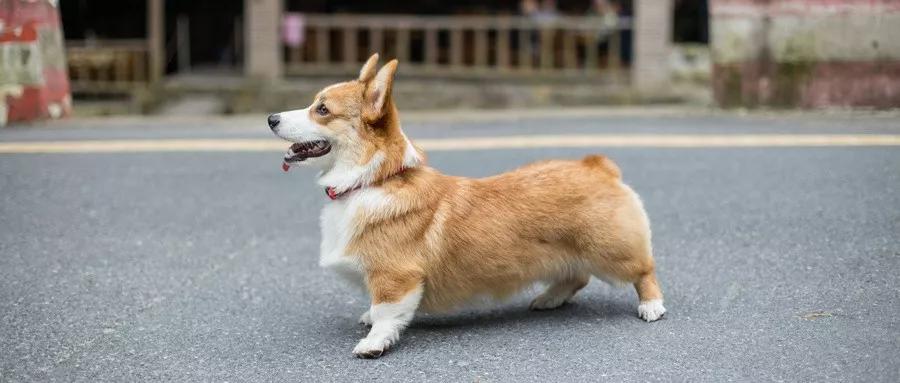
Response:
[589, 0, 620, 29]
[587, 0, 632, 65]
[520, 0, 560, 64]
[520, 0, 560, 22]
[587, 0, 619, 69]
[520, 0, 539, 16]
[535, 0, 560, 23]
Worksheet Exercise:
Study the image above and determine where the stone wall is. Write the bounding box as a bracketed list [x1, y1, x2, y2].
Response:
[711, 0, 900, 108]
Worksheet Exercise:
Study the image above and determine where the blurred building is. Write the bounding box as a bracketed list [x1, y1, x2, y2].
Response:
[711, 0, 900, 108]
[50, 0, 707, 114]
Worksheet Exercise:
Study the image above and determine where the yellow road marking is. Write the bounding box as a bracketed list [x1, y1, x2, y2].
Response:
[1, 134, 899, 154]
[419, 134, 900, 150]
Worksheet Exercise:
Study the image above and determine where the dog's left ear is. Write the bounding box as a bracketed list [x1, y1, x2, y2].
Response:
[363, 59, 398, 122]
[358, 53, 379, 82]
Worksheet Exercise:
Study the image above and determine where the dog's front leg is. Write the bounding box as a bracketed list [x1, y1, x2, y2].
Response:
[352, 271, 423, 359]
[358, 308, 372, 326]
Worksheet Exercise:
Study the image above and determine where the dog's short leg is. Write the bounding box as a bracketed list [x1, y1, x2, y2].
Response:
[352, 273, 423, 359]
[530, 274, 590, 310]
[634, 271, 666, 322]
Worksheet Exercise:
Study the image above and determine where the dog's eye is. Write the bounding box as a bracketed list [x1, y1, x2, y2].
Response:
[316, 103, 329, 116]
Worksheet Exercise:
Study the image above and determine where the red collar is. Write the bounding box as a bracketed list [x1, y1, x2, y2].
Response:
[324, 167, 410, 200]
[324, 185, 359, 200]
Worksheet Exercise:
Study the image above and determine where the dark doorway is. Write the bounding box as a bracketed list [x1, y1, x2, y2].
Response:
[60, 0, 147, 39]
[167, 1, 243, 73]
[61, 0, 244, 74]
[673, 0, 708, 43]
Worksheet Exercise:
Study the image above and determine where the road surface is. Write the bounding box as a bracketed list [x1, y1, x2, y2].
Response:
[1, 109, 899, 382]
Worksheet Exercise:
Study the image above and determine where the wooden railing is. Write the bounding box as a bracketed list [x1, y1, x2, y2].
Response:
[66, 39, 150, 93]
[284, 14, 630, 80]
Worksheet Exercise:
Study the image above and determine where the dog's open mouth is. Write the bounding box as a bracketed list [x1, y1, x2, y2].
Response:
[284, 140, 331, 163]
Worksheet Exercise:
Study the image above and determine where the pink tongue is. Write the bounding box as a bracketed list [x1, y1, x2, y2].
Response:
[282, 162, 290, 172]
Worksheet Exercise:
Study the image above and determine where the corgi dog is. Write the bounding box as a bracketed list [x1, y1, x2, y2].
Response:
[268, 54, 665, 358]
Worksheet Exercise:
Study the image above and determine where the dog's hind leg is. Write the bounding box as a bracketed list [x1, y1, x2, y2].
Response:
[529, 273, 590, 310]
[634, 271, 666, 322]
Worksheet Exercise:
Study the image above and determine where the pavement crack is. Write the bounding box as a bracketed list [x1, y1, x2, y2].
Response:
[799, 310, 835, 320]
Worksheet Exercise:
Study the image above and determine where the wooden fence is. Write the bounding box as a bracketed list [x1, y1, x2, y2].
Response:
[285, 14, 631, 80]
[63, 14, 631, 92]
[66, 39, 150, 93]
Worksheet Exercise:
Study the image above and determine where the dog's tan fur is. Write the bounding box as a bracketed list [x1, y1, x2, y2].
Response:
[352, 160, 662, 310]
[272, 54, 664, 358]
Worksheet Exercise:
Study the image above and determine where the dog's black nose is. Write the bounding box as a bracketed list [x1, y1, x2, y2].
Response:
[267, 114, 280, 130]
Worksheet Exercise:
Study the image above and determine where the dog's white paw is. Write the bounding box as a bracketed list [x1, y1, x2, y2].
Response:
[358, 310, 372, 326]
[353, 337, 391, 359]
[637, 299, 666, 322]
[529, 291, 571, 311]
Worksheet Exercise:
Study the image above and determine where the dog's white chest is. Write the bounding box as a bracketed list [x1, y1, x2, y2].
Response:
[318, 189, 392, 288]
[319, 201, 365, 286]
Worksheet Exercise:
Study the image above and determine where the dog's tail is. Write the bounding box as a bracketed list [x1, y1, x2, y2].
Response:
[581, 155, 621, 179]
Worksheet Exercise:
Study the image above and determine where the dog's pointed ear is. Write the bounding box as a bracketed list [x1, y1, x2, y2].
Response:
[364, 59, 398, 121]
[358, 53, 379, 82]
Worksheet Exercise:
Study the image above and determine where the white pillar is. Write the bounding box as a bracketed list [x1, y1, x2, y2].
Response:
[632, 0, 673, 93]
[244, 0, 283, 80]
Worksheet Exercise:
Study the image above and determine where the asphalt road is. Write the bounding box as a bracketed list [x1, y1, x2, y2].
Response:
[1, 111, 899, 382]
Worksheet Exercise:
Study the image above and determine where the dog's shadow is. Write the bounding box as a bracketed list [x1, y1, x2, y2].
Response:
[412, 299, 634, 331]
[337, 297, 636, 356]
[319, 288, 646, 358]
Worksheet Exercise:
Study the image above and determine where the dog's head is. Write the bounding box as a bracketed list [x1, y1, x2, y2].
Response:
[268, 54, 421, 192]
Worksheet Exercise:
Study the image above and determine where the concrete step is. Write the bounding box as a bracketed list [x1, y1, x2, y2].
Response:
[157, 95, 224, 116]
